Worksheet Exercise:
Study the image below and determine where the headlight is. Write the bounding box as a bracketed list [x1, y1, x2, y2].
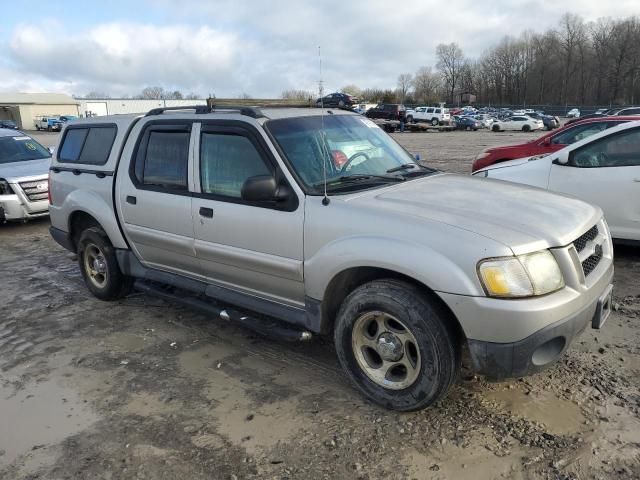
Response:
[478, 250, 564, 298]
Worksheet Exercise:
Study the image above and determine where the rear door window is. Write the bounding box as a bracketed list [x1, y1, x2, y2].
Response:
[136, 130, 190, 190]
[58, 125, 117, 165]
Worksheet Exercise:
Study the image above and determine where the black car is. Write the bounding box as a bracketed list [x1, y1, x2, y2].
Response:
[365, 104, 406, 121]
[527, 112, 560, 130]
[0, 120, 18, 129]
[453, 116, 481, 131]
[315, 92, 357, 108]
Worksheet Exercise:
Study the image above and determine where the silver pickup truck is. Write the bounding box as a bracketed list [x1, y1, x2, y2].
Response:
[48, 106, 614, 411]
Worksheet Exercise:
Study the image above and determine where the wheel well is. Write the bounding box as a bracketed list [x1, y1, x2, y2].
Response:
[68, 211, 101, 252]
[321, 267, 465, 341]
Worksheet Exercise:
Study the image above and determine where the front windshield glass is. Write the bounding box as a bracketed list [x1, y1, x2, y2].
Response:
[267, 114, 431, 193]
[0, 135, 51, 164]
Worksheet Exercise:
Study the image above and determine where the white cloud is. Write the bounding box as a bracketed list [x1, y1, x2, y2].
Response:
[1, 0, 638, 97]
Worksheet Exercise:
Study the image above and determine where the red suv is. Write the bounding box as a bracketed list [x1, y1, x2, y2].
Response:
[472, 116, 638, 172]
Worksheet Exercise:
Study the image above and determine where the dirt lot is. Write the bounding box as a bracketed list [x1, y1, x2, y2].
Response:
[1, 130, 639, 480]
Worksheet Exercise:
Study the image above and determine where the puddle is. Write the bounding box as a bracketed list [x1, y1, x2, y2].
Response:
[484, 388, 585, 434]
[0, 378, 99, 466]
[403, 428, 531, 480]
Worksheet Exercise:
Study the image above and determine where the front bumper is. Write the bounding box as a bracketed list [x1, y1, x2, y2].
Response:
[466, 280, 612, 378]
[0, 194, 49, 221]
[438, 254, 614, 378]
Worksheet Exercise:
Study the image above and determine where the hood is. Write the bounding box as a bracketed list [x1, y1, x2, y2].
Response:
[0, 157, 51, 182]
[478, 156, 534, 171]
[344, 173, 601, 255]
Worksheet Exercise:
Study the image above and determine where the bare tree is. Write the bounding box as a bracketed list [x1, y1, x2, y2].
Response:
[412, 67, 440, 104]
[185, 92, 201, 100]
[281, 89, 314, 101]
[436, 43, 465, 103]
[84, 91, 110, 99]
[139, 86, 165, 99]
[397, 73, 413, 103]
[341, 84, 362, 97]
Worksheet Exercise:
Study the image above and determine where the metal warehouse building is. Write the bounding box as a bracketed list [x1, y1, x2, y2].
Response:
[0, 93, 80, 129]
[80, 98, 207, 117]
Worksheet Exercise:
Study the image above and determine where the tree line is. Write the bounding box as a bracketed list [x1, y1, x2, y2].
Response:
[284, 14, 640, 107]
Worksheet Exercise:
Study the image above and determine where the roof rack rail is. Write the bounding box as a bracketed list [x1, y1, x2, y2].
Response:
[145, 105, 211, 116]
[145, 102, 316, 119]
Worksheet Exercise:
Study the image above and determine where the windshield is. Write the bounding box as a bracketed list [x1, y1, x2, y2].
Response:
[267, 114, 431, 193]
[0, 135, 51, 164]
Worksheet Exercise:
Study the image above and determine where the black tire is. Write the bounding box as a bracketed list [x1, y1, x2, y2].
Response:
[431, 118, 439, 126]
[406, 116, 414, 123]
[334, 279, 460, 411]
[47, 125, 52, 132]
[492, 124, 500, 132]
[77, 227, 134, 301]
[36, 125, 40, 131]
[522, 125, 531, 132]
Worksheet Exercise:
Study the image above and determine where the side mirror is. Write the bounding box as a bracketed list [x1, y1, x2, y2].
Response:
[543, 137, 552, 146]
[552, 150, 570, 165]
[48, 147, 55, 155]
[241, 175, 277, 202]
[241, 175, 293, 203]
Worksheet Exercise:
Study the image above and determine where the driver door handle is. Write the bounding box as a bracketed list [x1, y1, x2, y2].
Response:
[199, 207, 214, 218]
[634, 178, 640, 183]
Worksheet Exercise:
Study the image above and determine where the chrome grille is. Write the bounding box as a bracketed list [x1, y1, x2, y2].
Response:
[573, 224, 604, 278]
[18, 179, 49, 202]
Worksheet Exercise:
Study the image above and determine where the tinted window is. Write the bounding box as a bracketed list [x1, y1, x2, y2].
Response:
[571, 127, 640, 168]
[59, 128, 88, 162]
[426, 108, 434, 113]
[59, 126, 116, 164]
[78, 127, 117, 165]
[200, 133, 271, 198]
[552, 122, 610, 145]
[435, 108, 441, 114]
[141, 131, 189, 189]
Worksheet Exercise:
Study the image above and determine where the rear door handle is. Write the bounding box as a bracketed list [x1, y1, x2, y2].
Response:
[126, 195, 137, 205]
[199, 207, 214, 218]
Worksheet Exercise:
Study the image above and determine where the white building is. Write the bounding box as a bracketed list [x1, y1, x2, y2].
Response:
[0, 93, 80, 129]
[79, 98, 207, 117]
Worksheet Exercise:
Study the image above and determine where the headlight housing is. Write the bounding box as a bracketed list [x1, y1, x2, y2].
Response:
[478, 250, 564, 298]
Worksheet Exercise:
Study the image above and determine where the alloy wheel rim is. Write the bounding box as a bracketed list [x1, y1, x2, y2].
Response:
[351, 311, 421, 390]
[84, 243, 108, 288]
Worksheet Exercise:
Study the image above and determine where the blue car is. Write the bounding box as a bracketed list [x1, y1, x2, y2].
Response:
[454, 116, 481, 131]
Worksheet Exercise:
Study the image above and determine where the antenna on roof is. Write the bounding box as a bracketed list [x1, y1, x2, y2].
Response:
[319, 46, 330, 206]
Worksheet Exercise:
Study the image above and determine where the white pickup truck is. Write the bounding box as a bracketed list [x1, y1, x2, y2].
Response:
[405, 106, 451, 126]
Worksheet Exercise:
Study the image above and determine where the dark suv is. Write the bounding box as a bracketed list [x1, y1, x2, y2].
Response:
[365, 104, 406, 121]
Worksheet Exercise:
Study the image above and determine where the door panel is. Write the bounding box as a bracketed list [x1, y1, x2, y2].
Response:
[191, 123, 305, 306]
[116, 122, 198, 274]
[549, 127, 640, 240]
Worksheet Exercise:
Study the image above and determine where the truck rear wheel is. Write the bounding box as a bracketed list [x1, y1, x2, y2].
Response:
[334, 279, 460, 411]
[77, 227, 133, 301]
[431, 118, 439, 126]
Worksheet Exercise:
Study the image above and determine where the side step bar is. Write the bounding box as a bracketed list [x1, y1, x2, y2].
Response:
[134, 280, 313, 342]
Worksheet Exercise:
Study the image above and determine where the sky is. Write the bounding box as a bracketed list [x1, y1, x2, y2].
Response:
[0, 0, 638, 98]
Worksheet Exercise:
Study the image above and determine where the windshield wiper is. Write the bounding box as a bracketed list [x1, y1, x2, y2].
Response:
[312, 174, 405, 190]
[386, 163, 421, 173]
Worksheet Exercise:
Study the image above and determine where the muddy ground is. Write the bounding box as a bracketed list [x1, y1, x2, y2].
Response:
[1, 130, 639, 480]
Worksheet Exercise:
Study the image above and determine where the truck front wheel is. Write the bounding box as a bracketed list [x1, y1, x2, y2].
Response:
[334, 279, 460, 411]
[77, 227, 133, 301]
